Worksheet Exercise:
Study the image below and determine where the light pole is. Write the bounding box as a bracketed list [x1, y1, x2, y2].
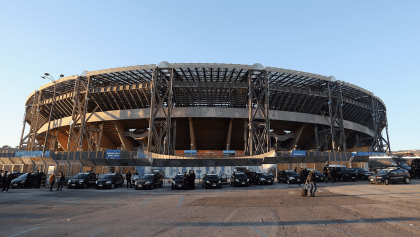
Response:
[227, 143, 229, 158]
[190, 143, 193, 158]
[41, 73, 64, 157]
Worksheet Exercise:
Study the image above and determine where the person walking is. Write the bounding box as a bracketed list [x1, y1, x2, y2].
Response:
[26, 172, 32, 189]
[183, 171, 188, 191]
[49, 173, 56, 191]
[56, 172, 65, 191]
[306, 170, 317, 197]
[5, 172, 12, 192]
[0, 170, 3, 191]
[2, 171, 8, 192]
[325, 168, 333, 183]
[126, 171, 132, 188]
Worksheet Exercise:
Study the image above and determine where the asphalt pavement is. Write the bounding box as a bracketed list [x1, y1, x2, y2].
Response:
[1, 179, 420, 237]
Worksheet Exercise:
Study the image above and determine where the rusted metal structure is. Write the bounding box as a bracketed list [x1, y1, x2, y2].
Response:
[20, 62, 391, 155]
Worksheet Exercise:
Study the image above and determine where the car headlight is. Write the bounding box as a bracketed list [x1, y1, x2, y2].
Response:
[172, 181, 175, 184]
[247, 179, 249, 182]
[289, 177, 295, 180]
[219, 181, 221, 183]
[206, 181, 210, 183]
[145, 181, 150, 185]
[235, 179, 239, 182]
[22, 180, 25, 183]
[106, 181, 112, 184]
[68, 180, 71, 184]
[260, 178, 265, 181]
[95, 181, 98, 184]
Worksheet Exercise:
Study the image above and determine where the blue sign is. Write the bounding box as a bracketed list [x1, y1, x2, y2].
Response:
[14, 151, 50, 158]
[292, 150, 306, 157]
[357, 152, 387, 156]
[184, 150, 197, 154]
[223, 150, 235, 154]
[106, 150, 121, 159]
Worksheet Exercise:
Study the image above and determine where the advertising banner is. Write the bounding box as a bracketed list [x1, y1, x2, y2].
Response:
[106, 150, 121, 159]
[292, 150, 306, 157]
[14, 151, 50, 158]
[175, 150, 185, 156]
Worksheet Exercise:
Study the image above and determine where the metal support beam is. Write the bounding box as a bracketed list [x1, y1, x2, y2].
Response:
[246, 69, 270, 155]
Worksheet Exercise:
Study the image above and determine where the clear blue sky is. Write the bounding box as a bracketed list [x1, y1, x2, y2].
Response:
[1, 1, 419, 151]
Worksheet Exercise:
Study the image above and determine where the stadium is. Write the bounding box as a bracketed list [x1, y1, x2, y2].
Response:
[0, 62, 391, 175]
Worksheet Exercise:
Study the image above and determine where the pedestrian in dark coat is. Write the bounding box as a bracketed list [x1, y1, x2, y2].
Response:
[183, 172, 188, 190]
[2, 171, 8, 192]
[56, 172, 65, 191]
[26, 172, 32, 189]
[6, 172, 12, 192]
[325, 168, 334, 183]
[126, 171, 132, 188]
[191, 171, 196, 190]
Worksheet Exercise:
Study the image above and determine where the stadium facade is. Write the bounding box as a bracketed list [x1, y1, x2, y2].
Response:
[18, 62, 390, 157]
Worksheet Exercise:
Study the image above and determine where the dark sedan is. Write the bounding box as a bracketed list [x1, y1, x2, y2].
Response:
[10, 173, 28, 189]
[202, 174, 222, 189]
[95, 173, 124, 189]
[135, 174, 163, 190]
[278, 170, 301, 185]
[306, 169, 326, 182]
[171, 174, 185, 189]
[68, 172, 98, 189]
[230, 172, 250, 187]
[349, 168, 373, 180]
[369, 168, 411, 185]
[254, 172, 274, 185]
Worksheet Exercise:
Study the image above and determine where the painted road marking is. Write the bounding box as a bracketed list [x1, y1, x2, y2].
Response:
[140, 198, 152, 206]
[178, 197, 184, 206]
[89, 227, 106, 237]
[251, 227, 267, 237]
[8, 227, 39, 237]
[99, 198, 120, 206]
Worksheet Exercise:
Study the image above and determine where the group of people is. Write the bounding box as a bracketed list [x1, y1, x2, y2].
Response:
[48, 172, 66, 191]
[1, 170, 46, 192]
[324, 167, 338, 183]
[125, 171, 139, 188]
[183, 170, 196, 190]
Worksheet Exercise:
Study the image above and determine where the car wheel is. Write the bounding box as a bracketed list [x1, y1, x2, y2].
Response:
[68, 186, 71, 189]
[83, 183, 88, 189]
[161, 182, 163, 188]
[340, 177, 344, 182]
[150, 184, 154, 190]
[405, 177, 410, 184]
[286, 179, 290, 185]
[384, 179, 389, 185]
[111, 184, 115, 189]
[257, 181, 260, 185]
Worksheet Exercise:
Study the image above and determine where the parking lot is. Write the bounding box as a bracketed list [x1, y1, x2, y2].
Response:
[1, 180, 420, 237]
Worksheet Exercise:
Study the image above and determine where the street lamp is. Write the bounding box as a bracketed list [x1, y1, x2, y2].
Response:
[190, 143, 193, 158]
[227, 144, 230, 158]
[41, 73, 64, 157]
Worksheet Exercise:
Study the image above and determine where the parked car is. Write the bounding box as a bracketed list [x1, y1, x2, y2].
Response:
[323, 165, 357, 182]
[369, 168, 411, 185]
[135, 173, 163, 190]
[277, 170, 301, 185]
[349, 168, 373, 180]
[254, 172, 274, 185]
[230, 172, 250, 187]
[131, 174, 141, 187]
[10, 173, 28, 189]
[300, 169, 325, 182]
[202, 173, 222, 189]
[219, 174, 228, 185]
[68, 172, 98, 189]
[95, 173, 124, 189]
[171, 173, 185, 189]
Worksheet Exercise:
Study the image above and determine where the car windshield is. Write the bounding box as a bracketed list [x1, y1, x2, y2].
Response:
[17, 173, 28, 179]
[140, 174, 154, 180]
[235, 174, 247, 178]
[256, 173, 265, 177]
[73, 174, 87, 179]
[206, 174, 219, 179]
[101, 175, 115, 179]
[400, 163, 410, 169]
[285, 171, 297, 175]
[377, 170, 390, 175]
[174, 175, 183, 180]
